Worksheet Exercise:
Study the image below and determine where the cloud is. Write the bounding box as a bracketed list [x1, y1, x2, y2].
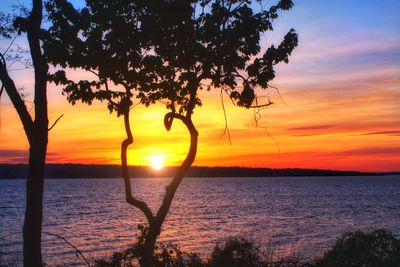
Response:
[362, 130, 400, 136]
[0, 150, 28, 163]
[294, 35, 400, 63]
[286, 125, 335, 137]
[287, 125, 334, 131]
[329, 146, 400, 157]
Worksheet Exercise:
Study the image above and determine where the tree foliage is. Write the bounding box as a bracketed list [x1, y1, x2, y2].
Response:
[44, 0, 166, 114]
[45, 0, 298, 114]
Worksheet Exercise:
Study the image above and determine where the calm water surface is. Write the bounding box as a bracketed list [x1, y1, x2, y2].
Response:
[1, 176, 400, 266]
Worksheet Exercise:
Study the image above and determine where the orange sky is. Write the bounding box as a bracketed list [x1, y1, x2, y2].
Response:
[1, 1, 399, 172]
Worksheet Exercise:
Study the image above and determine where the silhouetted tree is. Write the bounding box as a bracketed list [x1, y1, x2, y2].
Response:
[44, 1, 297, 266]
[136, 1, 298, 266]
[0, 1, 49, 266]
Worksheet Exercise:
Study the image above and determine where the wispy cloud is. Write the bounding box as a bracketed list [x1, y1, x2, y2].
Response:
[288, 125, 334, 132]
[361, 130, 400, 136]
[0, 150, 27, 162]
[329, 146, 400, 157]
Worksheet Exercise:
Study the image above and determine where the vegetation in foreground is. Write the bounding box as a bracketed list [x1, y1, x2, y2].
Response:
[94, 228, 400, 267]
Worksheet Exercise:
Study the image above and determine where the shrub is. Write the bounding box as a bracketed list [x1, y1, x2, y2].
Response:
[207, 238, 265, 267]
[314, 229, 400, 267]
[94, 225, 204, 267]
[95, 229, 400, 267]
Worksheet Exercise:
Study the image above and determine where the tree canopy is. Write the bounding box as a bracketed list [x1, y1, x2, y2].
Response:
[45, 0, 297, 116]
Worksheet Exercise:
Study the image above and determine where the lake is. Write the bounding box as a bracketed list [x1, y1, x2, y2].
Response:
[1, 176, 400, 266]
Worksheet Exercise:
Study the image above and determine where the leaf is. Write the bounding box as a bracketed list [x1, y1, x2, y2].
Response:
[164, 113, 174, 131]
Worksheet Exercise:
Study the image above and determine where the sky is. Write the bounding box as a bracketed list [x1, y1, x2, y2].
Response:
[0, 1, 399, 172]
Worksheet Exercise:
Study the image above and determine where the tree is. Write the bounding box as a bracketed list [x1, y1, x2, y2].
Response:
[44, 1, 297, 266]
[0, 1, 49, 266]
[136, 1, 298, 266]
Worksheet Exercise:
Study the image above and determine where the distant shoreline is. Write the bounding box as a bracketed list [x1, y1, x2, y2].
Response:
[0, 164, 398, 179]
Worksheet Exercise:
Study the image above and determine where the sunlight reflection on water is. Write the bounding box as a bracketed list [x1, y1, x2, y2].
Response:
[1, 176, 400, 266]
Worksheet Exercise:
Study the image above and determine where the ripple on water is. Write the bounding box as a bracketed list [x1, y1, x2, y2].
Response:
[1, 176, 400, 266]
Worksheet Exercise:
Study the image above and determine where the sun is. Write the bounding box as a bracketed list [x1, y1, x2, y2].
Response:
[149, 155, 165, 171]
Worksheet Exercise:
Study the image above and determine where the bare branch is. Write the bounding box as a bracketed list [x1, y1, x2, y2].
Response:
[3, 35, 18, 56]
[248, 102, 273, 108]
[7, 67, 29, 71]
[0, 52, 34, 137]
[129, 101, 141, 110]
[220, 88, 232, 144]
[88, 69, 99, 77]
[269, 84, 287, 107]
[48, 114, 64, 131]
[252, 98, 281, 155]
[44, 232, 90, 267]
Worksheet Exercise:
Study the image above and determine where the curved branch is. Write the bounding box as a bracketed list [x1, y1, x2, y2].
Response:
[44, 232, 90, 267]
[155, 112, 198, 226]
[0, 231, 90, 267]
[121, 108, 154, 223]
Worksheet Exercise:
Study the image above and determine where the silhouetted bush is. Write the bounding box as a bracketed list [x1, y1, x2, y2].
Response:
[94, 243, 203, 267]
[94, 236, 306, 267]
[207, 238, 264, 267]
[95, 225, 203, 267]
[95, 228, 399, 267]
[314, 229, 400, 267]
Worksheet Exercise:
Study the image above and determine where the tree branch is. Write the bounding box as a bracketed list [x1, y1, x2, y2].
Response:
[121, 108, 154, 223]
[88, 69, 99, 77]
[0, 53, 34, 137]
[220, 88, 232, 144]
[28, 0, 48, 129]
[3, 35, 18, 56]
[44, 232, 90, 267]
[248, 101, 273, 108]
[48, 114, 63, 131]
[155, 112, 198, 226]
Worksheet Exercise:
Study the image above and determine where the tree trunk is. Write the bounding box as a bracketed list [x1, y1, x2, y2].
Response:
[141, 220, 159, 267]
[23, 135, 47, 267]
[22, 1, 48, 265]
[141, 115, 198, 267]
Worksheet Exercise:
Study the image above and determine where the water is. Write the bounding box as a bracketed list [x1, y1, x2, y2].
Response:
[1, 176, 400, 266]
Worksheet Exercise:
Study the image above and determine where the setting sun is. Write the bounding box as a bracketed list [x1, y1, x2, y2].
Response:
[149, 155, 165, 170]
